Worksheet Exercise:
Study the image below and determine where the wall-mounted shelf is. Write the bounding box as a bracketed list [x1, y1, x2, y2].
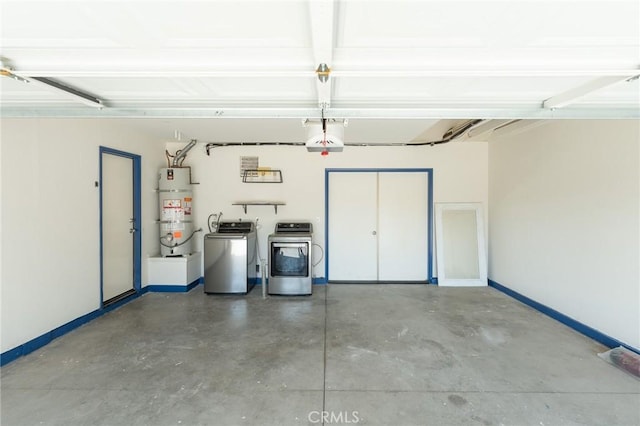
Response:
[242, 169, 283, 183]
[233, 201, 286, 214]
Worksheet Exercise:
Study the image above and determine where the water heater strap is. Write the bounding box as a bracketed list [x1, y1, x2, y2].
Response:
[157, 189, 192, 193]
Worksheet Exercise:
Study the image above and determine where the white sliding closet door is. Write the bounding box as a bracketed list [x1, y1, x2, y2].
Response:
[378, 173, 428, 280]
[328, 173, 378, 280]
[328, 171, 429, 282]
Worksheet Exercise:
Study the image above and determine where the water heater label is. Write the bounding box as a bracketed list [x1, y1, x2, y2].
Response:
[162, 209, 185, 221]
[162, 199, 184, 221]
[184, 197, 192, 215]
[162, 222, 185, 231]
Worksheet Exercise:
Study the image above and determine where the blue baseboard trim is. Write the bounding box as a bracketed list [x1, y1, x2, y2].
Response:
[488, 279, 639, 355]
[1, 290, 146, 367]
[146, 278, 201, 293]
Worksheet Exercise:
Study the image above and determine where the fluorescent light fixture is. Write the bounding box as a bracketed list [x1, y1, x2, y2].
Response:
[466, 119, 515, 139]
[491, 120, 545, 138]
[0, 62, 104, 108]
[543, 76, 634, 109]
[29, 77, 104, 108]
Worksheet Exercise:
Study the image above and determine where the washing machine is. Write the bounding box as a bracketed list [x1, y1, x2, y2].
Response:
[204, 221, 257, 294]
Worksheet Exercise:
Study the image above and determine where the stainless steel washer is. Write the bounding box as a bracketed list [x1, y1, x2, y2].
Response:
[204, 221, 257, 294]
[268, 222, 313, 296]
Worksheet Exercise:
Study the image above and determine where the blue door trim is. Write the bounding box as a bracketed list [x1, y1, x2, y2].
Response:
[324, 168, 434, 283]
[99, 146, 142, 307]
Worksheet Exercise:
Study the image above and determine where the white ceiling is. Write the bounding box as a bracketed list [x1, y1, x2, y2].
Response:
[1, 0, 638, 144]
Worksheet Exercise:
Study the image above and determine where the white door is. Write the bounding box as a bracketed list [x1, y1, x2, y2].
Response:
[328, 172, 378, 280]
[378, 173, 428, 280]
[102, 153, 134, 302]
[328, 171, 429, 282]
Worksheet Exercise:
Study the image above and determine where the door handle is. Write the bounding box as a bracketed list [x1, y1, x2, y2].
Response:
[372, 230, 377, 236]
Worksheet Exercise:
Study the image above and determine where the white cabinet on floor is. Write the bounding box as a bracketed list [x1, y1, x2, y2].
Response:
[147, 252, 201, 288]
[328, 171, 429, 282]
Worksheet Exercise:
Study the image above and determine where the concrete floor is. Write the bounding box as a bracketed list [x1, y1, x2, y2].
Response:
[1, 285, 639, 426]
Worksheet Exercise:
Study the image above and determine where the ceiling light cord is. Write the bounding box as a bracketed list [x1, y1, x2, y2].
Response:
[321, 107, 327, 143]
[320, 106, 330, 155]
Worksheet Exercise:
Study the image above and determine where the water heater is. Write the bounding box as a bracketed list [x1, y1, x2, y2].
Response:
[159, 167, 194, 256]
[158, 138, 199, 256]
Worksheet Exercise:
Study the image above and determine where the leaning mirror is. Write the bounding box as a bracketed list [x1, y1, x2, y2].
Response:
[435, 203, 487, 287]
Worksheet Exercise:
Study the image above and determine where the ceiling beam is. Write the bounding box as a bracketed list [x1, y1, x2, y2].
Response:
[9, 69, 638, 78]
[543, 75, 637, 109]
[2, 105, 638, 119]
[308, 0, 335, 108]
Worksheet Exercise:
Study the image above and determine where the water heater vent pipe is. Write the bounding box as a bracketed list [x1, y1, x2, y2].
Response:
[172, 139, 198, 167]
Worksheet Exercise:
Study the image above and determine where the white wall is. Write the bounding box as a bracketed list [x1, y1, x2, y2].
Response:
[166, 140, 488, 280]
[0, 131, 3, 331]
[1, 122, 487, 355]
[1, 118, 165, 353]
[489, 119, 640, 349]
